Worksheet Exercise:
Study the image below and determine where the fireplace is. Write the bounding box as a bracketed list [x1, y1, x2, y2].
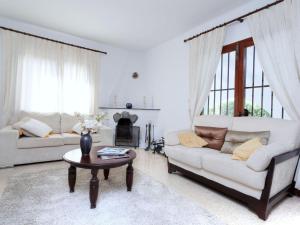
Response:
[113, 111, 140, 148]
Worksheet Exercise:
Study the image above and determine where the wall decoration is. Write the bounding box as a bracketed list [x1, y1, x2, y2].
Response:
[132, 72, 139, 79]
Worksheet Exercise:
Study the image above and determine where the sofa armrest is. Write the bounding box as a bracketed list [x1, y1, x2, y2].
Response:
[260, 148, 300, 201]
[247, 142, 294, 171]
[0, 126, 19, 167]
[164, 129, 191, 146]
[99, 125, 114, 146]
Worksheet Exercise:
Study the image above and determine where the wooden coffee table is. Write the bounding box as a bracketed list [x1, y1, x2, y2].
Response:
[63, 146, 136, 209]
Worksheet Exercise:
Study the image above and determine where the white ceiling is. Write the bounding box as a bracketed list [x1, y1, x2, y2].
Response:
[0, 0, 256, 50]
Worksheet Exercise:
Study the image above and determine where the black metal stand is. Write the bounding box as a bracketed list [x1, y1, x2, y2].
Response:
[144, 123, 152, 151]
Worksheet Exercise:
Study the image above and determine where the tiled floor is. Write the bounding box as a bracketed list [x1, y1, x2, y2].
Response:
[0, 149, 299, 225]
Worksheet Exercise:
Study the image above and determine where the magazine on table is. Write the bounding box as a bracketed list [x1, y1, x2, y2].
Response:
[97, 147, 130, 156]
[100, 155, 130, 160]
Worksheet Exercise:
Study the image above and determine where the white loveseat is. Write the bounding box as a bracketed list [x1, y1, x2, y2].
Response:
[165, 115, 300, 220]
[0, 112, 113, 167]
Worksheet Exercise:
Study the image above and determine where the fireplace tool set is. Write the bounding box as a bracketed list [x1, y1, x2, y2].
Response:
[145, 122, 165, 155]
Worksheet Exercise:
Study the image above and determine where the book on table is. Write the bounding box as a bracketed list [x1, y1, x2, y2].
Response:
[97, 147, 130, 156]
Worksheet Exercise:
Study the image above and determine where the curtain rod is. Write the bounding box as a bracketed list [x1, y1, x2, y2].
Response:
[0, 26, 108, 55]
[184, 0, 284, 43]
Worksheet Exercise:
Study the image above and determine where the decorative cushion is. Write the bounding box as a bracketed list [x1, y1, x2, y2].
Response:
[178, 132, 208, 148]
[232, 117, 300, 148]
[12, 117, 35, 137]
[72, 122, 82, 134]
[232, 138, 263, 161]
[221, 130, 270, 154]
[61, 113, 79, 133]
[246, 142, 292, 171]
[20, 118, 53, 138]
[165, 130, 191, 146]
[19, 111, 61, 134]
[194, 126, 228, 150]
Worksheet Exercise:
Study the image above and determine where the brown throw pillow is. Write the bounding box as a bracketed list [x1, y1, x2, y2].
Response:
[194, 126, 228, 150]
[221, 130, 270, 154]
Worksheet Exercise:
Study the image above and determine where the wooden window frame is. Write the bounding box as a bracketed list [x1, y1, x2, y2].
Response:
[222, 37, 254, 116]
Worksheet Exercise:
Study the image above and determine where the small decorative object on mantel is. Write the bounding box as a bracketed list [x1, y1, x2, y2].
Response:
[132, 72, 139, 79]
[126, 103, 132, 109]
[74, 112, 106, 156]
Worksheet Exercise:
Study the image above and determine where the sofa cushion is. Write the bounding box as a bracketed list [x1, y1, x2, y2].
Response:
[194, 126, 227, 150]
[193, 115, 233, 129]
[19, 111, 61, 134]
[165, 145, 220, 169]
[61, 113, 79, 133]
[62, 133, 101, 145]
[202, 153, 268, 190]
[232, 117, 300, 149]
[221, 130, 270, 154]
[17, 134, 64, 149]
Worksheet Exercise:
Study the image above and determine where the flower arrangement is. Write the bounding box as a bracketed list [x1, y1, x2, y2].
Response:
[74, 112, 107, 134]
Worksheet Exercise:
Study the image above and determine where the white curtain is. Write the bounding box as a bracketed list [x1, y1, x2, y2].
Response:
[0, 30, 100, 125]
[246, 0, 300, 121]
[246, 0, 300, 189]
[188, 27, 225, 125]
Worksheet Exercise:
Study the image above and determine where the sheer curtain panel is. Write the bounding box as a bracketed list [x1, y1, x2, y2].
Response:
[246, 0, 300, 189]
[246, 0, 300, 121]
[0, 30, 100, 125]
[188, 27, 225, 126]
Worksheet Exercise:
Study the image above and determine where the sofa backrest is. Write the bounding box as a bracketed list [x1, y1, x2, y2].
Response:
[232, 117, 300, 148]
[18, 111, 61, 134]
[194, 115, 300, 149]
[193, 115, 233, 129]
[61, 113, 78, 133]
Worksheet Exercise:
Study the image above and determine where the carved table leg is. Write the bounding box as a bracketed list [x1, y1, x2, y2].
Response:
[68, 165, 76, 193]
[126, 162, 134, 191]
[90, 169, 99, 209]
[104, 169, 110, 180]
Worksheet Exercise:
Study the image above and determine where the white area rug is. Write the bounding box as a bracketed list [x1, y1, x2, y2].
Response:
[0, 167, 226, 225]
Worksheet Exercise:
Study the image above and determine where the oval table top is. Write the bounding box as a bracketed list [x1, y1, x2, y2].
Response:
[63, 146, 136, 169]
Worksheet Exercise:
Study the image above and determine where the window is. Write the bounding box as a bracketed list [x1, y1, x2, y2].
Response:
[203, 47, 236, 116]
[18, 43, 98, 114]
[203, 38, 289, 119]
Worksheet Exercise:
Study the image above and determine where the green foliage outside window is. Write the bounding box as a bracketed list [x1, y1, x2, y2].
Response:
[207, 101, 271, 117]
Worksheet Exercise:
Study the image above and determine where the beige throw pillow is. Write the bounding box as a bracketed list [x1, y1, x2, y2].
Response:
[20, 118, 53, 138]
[72, 122, 83, 135]
[221, 130, 270, 154]
[232, 138, 263, 161]
[178, 132, 208, 148]
[12, 117, 35, 137]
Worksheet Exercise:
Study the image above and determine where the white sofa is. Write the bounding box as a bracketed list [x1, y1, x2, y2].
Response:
[165, 115, 300, 220]
[0, 112, 113, 167]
